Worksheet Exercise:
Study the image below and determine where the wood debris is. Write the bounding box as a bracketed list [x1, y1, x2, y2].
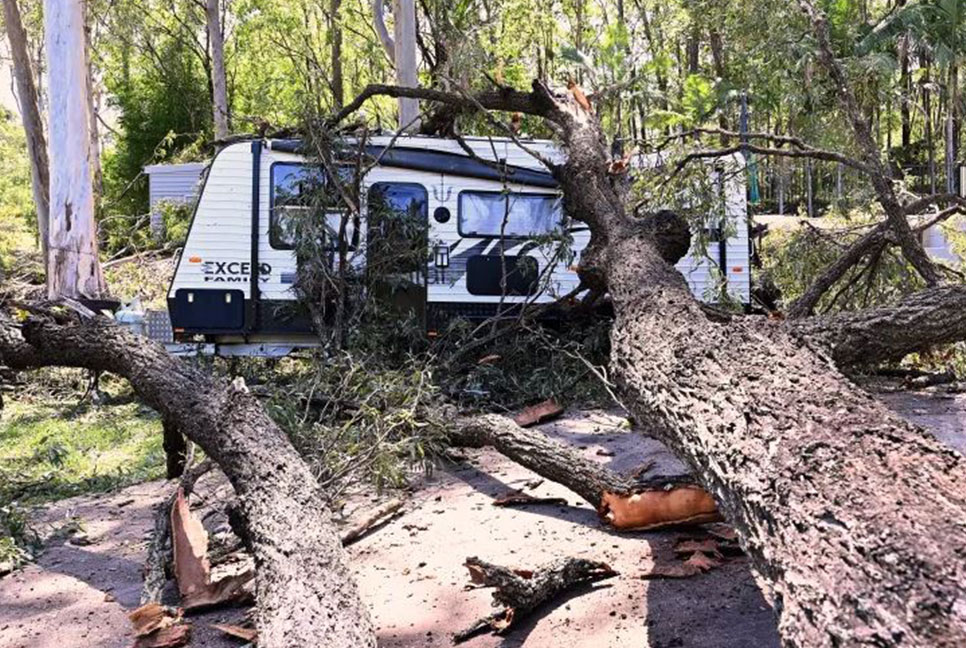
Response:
[492, 491, 568, 507]
[128, 604, 191, 648]
[212, 623, 257, 643]
[170, 487, 253, 611]
[600, 482, 721, 530]
[340, 498, 405, 547]
[454, 556, 617, 643]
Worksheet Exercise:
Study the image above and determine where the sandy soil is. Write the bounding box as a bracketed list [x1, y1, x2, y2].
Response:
[1, 391, 963, 648]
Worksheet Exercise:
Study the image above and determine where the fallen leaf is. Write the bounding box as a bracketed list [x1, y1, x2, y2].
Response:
[684, 551, 721, 572]
[212, 623, 257, 642]
[131, 623, 191, 648]
[128, 603, 181, 637]
[512, 399, 564, 427]
[673, 538, 721, 557]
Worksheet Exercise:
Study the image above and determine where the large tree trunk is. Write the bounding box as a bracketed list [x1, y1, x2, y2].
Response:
[2, 0, 50, 266]
[553, 93, 966, 647]
[205, 0, 230, 140]
[0, 314, 376, 648]
[43, 0, 106, 299]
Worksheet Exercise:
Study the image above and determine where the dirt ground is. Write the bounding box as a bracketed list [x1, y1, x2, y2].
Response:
[1, 389, 963, 648]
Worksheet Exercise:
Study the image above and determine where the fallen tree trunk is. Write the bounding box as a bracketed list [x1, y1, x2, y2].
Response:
[0, 313, 375, 648]
[790, 285, 966, 367]
[557, 99, 966, 647]
[338, 79, 966, 645]
[452, 414, 720, 530]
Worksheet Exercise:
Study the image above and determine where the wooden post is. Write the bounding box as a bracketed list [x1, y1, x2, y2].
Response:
[44, 0, 106, 299]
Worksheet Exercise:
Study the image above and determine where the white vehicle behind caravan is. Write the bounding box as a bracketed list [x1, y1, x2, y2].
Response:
[166, 136, 750, 352]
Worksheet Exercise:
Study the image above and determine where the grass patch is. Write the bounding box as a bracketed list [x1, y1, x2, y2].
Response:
[0, 395, 165, 505]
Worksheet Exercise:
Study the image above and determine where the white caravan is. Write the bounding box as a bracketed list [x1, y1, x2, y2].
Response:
[166, 136, 750, 348]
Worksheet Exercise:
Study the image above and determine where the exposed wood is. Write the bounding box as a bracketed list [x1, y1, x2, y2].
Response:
[2, 0, 50, 266]
[451, 414, 721, 530]
[141, 459, 213, 605]
[454, 556, 617, 643]
[43, 0, 106, 299]
[0, 313, 376, 648]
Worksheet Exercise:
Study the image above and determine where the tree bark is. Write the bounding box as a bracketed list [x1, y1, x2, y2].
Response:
[791, 285, 966, 367]
[0, 314, 376, 648]
[205, 0, 230, 140]
[552, 92, 966, 647]
[2, 0, 50, 266]
[344, 78, 966, 646]
[43, 0, 106, 299]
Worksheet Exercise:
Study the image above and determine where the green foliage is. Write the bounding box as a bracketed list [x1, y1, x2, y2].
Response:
[0, 384, 165, 504]
[259, 353, 446, 500]
[760, 207, 926, 313]
[0, 111, 39, 276]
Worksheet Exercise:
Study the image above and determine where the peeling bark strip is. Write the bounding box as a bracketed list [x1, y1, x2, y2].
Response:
[451, 415, 721, 530]
[0, 315, 376, 648]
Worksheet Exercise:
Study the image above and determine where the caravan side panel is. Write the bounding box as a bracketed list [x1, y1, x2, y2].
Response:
[167, 143, 255, 334]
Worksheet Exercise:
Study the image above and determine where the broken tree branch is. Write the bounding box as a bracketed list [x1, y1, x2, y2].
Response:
[0, 313, 376, 648]
[450, 414, 721, 530]
[454, 556, 617, 643]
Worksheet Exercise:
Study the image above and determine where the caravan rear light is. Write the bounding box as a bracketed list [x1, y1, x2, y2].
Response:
[188, 256, 202, 263]
[434, 244, 450, 268]
[731, 266, 744, 273]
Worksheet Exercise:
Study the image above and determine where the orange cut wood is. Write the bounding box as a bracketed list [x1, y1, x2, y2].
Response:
[600, 485, 721, 530]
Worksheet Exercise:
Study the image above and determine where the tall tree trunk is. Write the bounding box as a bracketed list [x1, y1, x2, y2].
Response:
[205, 0, 230, 140]
[393, 0, 419, 129]
[329, 0, 345, 110]
[2, 0, 50, 268]
[900, 35, 911, 149]
[83, 9, 102, 204]
[43, 0, 106, 299]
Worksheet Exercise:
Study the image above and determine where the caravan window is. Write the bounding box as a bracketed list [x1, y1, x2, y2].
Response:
[270, 163, 354, 250]
[457, 191, 563, 238]
[367, 182, 428, 273]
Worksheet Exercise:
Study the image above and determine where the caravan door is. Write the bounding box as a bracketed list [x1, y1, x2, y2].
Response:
[365, 182, 429, 325]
